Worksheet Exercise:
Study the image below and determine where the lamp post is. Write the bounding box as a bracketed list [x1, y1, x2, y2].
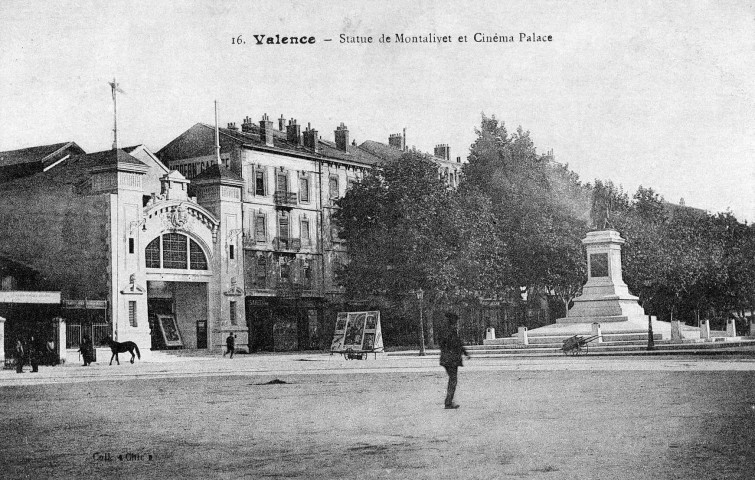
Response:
[415, 289, 426, 356]
[643, 281, 655, 350]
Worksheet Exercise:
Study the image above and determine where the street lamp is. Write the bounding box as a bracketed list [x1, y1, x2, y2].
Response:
[415, 289, 426, 356]
[643, 281, 655, 350]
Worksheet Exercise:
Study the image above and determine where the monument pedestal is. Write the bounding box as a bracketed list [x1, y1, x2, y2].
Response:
[487, 230, 700, 345]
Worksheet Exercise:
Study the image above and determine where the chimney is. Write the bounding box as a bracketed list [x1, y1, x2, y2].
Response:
[278, 114, 286, 131]
[334, 123, 349, 152]
[259, 113, 273, 147]
[241, 116, 254, 133]
[227, 122, 238, 131]
[434, 144, 450, 161]
[286, 119, 302, 145]
[388, 134, 402, 150]
[303, 123, 319, 153]
[389, 130, 407, 151]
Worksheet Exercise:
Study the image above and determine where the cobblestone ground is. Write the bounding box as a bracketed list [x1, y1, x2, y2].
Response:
[0, 355, 754, 479]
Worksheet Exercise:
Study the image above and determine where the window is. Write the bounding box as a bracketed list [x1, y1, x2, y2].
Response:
[256, 255, 267, 286]
[229, 244, 235, 260]
[255, 169, 266, 196]
[329, 175, 339, 200]
[163, 233, 187, 269]
[189, 240, 208, 270]
[145, 237, 160, 268]
[245, 166, 255, 194]
[145, 234, 208, 270]
[276, 172, 288, 193]
[278, 213, 290, 239]
[280, 259, 290, 281]
[230, 301, 237, 326]
[129, 301, 137, 327]
[299, 176, 310, 202]
[347, 178, 356, 191]
[301, 218, 310, 245]
[254, 214, 267, 242]
[302, 259, 312, 288]
[128, 237, 135, 254]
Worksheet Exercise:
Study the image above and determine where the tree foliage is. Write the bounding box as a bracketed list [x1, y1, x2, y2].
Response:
[335, 114, 755, 345]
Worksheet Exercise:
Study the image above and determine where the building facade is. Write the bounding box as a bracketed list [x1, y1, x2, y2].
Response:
[0, 114, 464, 358]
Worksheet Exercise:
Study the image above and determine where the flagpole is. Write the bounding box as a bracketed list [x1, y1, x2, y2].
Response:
[112, 77, 118, 150]
[214, 100, 221, 166]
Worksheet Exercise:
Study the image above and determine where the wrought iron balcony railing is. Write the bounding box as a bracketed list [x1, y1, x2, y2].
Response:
[273, 237, 301, 252]
[273, 191, 298, 207]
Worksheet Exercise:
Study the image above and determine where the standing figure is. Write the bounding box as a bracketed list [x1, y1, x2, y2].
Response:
[439, 313, 469, 409]
[224, 333, 236, 359]
[15, 338, 25, 373]
[29, 336, 39, 373]
[46, 338, 57, 366]
[79, 335, 93, 366]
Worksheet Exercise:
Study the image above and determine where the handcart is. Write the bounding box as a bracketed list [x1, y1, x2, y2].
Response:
[561, 335, 599, 355]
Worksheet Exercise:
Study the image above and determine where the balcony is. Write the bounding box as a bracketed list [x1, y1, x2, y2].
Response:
[273, 191, 298, 208]
[273, 237, 301, 252]
[276, 280, 323, 299]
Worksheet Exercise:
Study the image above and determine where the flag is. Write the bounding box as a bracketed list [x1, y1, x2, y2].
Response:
[108, 78, 125, 99]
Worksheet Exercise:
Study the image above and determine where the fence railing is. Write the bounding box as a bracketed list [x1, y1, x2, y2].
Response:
[65, 324, 112, 349]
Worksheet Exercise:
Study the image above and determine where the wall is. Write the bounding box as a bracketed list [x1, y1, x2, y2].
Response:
[0, 180, 111, 301]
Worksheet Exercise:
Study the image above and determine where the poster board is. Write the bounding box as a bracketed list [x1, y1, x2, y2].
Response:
[330, 311, 383, 353]
[156, 314, 184, 348]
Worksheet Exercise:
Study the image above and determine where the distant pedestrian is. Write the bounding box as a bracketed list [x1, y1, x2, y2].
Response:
[79, 335, 94, 366]
[439, 313, 469, 409]
[15, 338, 25, 373]
[224, 333, 236, 358]
[29, 336, 39, 373]
[46, 338, 57, 366]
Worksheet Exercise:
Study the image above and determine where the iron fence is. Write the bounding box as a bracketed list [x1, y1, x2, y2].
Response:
[65, 324, 112, 349]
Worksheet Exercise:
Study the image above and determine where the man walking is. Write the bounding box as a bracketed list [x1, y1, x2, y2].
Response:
[224, 333, 236, 358]
[439, 313, 469, 409]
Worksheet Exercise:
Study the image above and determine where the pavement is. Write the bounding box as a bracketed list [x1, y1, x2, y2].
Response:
[3, 349, 755, 387]
[2, 351, 755, 479]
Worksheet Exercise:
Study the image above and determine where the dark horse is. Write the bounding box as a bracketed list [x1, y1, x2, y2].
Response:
[102, 336, 141, 365]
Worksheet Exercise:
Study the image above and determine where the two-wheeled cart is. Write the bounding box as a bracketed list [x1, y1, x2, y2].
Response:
[561, 335, 599, 355]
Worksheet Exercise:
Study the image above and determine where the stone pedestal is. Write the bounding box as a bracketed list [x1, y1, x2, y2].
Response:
[591, 323, 603, 343]
[558, 230, 647, 324]
[517, 326, 529, 345]
[485, 328, 495, 340]
[0, 316, 5, 364]
[726, 319, 737, 337]
[516, 230, 698, 343]
[670, 320, 683, 343]
[700, 320, 711, 340]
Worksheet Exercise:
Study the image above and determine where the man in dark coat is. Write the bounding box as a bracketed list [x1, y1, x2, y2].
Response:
[15, 338, 25, 373]
[439, 313, 469, 409]
[79, 335, 93, 366]
[224, 333, 236, 358]
[29, 336, 39, 373]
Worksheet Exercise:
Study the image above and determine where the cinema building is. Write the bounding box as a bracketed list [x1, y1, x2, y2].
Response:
[0, 115, 462, 359]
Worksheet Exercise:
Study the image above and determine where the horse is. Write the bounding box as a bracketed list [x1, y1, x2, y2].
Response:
[102, 336, 141, 365]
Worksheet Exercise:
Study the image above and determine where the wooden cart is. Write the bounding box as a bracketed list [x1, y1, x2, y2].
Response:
[561, 335, 599, 355]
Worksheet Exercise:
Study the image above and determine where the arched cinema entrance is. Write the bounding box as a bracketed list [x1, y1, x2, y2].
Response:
[144, 231, 213, 350]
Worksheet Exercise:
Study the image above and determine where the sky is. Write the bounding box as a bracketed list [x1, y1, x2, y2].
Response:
[1, 0, 753, 222]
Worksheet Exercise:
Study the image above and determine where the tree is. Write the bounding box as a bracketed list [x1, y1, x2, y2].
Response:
[334, 151, 503, 348]
[464, 115, 590, 322]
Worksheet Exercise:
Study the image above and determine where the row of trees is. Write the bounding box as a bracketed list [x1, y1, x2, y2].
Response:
[334, 115, 755, 346]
